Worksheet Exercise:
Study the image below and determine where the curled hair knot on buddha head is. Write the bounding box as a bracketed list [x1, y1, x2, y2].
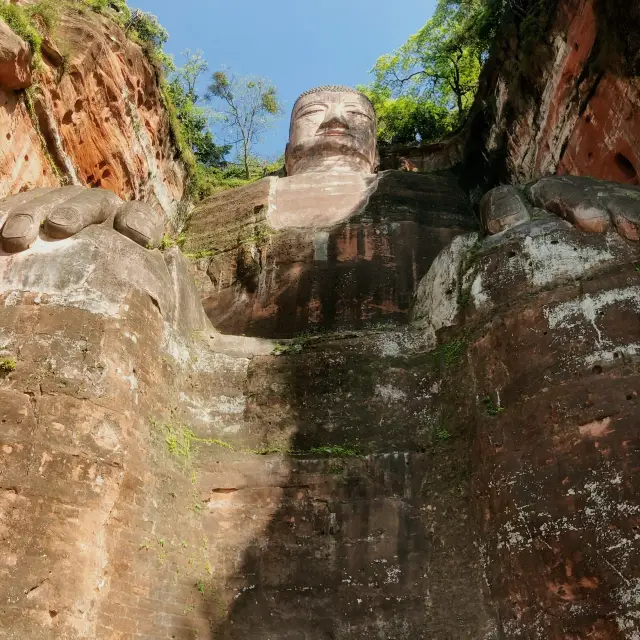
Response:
[292, 86, 375, 111]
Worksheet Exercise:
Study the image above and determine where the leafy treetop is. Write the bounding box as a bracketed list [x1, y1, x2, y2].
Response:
[364, 0, 508, 144]
[207, 71, 282, 181]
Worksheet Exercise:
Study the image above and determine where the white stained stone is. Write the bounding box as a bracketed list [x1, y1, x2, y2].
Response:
[411, 232, 479, 336]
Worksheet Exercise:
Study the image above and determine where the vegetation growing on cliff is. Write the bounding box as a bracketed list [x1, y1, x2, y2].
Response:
[0, 357, 17, 373]
[363, 0, 558, 144]
[0, 0, 279, 204]
[0, 0, 59, 65]
[365, 0, 491, 144]
[123, 12, 282, 201]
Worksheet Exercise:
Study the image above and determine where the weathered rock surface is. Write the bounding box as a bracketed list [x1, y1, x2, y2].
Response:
[466, 0, 640, 189]
[378, 132, 465, 173]
[0, 19, 32, 90]
[1, 0, 640, 635]
[413, 178, 640, 638]
[471, 226, 640, 638]
[0, 5, 186, 223]
[0, 86, 60, 194]
[1, 169, 640, 640]
[0, 222, 497, 639]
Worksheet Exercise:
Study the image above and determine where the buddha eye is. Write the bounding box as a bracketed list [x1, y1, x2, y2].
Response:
[299, 108, 324, 118]
[347, 110, 371, 120]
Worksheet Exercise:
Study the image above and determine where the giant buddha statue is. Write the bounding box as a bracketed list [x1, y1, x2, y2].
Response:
[269, 85, 379, 229]
[185, 85, 477, 337]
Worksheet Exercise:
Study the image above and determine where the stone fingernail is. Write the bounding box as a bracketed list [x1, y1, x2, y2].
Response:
[128, 217, 152, 240]
[48, 208, 81, 229]
[2, 214, 34, 239]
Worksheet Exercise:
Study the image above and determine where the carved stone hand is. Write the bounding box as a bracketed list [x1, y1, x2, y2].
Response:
[0, 186, 164, 253]
[481, 176, 640, 241]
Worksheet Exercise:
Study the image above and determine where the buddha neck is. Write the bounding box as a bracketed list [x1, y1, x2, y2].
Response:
[267, 172, 378, 230]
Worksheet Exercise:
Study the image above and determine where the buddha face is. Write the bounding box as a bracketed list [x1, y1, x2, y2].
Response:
[285, 88, 377, 176]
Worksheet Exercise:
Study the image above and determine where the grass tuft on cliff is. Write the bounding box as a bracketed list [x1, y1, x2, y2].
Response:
[0, 357, 17, 373]
[0, 0, 60, 65]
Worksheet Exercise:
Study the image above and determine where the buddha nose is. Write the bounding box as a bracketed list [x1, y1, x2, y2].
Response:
[318, 106, 350, 132]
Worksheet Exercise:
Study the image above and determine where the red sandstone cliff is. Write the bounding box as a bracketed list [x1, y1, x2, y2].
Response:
[464, 0, 640, 190]
[0, 2, 186, 222]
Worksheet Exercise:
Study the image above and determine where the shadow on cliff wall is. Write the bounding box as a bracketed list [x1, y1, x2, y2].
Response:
[202, 413, 431, 639]
[197, 332, 492, 639]
[206, 223, 433, 339]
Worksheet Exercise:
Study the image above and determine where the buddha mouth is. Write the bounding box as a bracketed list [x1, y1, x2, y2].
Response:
[318, 129, 352, 137]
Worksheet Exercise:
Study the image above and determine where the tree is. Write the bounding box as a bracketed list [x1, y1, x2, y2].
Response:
[370, 0, 487, 125]
[126, 9, 168, 50]
[206, 71, 282, 180]
[165, 51, 230, 169]
[359, 85, 453, 145]
[175, 48, 207, 101]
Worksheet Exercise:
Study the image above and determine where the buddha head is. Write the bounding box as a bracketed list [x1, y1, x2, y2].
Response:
[285, 86, 377, 176]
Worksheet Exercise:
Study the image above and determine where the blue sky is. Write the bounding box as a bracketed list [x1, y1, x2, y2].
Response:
[132, 0, 436, 159]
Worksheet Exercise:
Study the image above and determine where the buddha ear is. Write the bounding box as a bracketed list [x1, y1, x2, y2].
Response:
[284, 142, 291, 177]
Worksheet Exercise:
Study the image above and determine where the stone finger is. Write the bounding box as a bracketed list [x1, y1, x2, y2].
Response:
[114, 201, 164, 249]
[527, 177, 611, 234]
[44, 189, 123, 239]
[599, 193, 640, 242]
[480, 185, 530, 235]
[1, 186, 85, 253]
[0, 187, 56, 229]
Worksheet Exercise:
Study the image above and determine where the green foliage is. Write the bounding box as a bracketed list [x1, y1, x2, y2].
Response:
[369, 0, 486, 128]
[187, 154, 282, 202]
[0, 357, 16, 373]
[151, 418, 362, 461]
[183, 248, 215, 260]
[160, 234, 175, 250]
[0, 1, 49, 64]
[260, 86, 279, 115]
[359, 85, 453, 144]
[160, 232, 186, 250]
[308, 445, 360, 458]
[433, 339, 466, 368]
[69, 3, 277, 207]
[156, 420, 237, 461]
[362, 0, 512, 141]
[164, 72, 230, 168]
[128, 9, 167, 49]
[156, 50, 236, 207]
[164, 424, 195, 458]
[456, 238, 481, 309]
[636, 264, 640, 273]
[483, 395, 504, 416]
[78, 0, 131, 28]
[327, 462, 345, 475]
[272, 341, 304, 356]
[158, 51, 283, 206]
[512, 0, 556, 55]
[434, 427, 451, 442]
[187, 165, 252, 201]
[28, 0, 60, 34]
